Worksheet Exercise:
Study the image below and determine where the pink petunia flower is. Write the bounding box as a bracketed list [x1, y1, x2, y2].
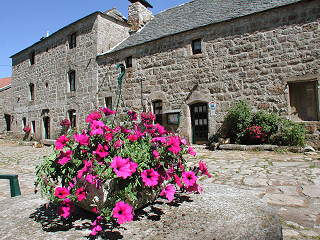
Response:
[54, 187, 70, 199]
[174, 174, 183, 188]
[57, 150, 72, 165]
[188, 146, 196, 156]
[86, 111, 102, 122]
[77, 159, 92, 179]
[182, 171, 197, 187]
[160, 184, 176, 202]
[141, 168, 160, 187]
[90, 120, 105, 136]
[104, 132, 113, 142]
[55, 135, 70, 150]
[93, 144, 109, 158]
[57, 198, 75, 218]
[156, 123, 166, 135]
[100, 107, 116, 116]
[150, 137, 167, 144]
[128, 134, 138, 142]
[153, 150, 160, 160]
[111, 156, 132, 179]
[199, 160, 211, 178]
[128, 110, 138, 120]
[129, 161, 138, 174]
[114, 140, 123, 148]
[186, 183, 203, 193]
[85, 174, 98, 185]
[112, 201, 133, 224]
[74, 130, 90, 145]
[90, 216, 103, 236]
[167, 136, 181, 154]
[75, 187, 86, 202]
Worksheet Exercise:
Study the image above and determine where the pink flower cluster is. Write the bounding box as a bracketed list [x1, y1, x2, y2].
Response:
[46, 109, 211, 236]
[23, 125, 31, 133]
[140, 112, 156, 124]
[246, 125, 267, 143]
[60, 119, 71, 128]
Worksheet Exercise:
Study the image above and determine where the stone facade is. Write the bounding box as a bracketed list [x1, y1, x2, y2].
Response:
[97, 0, 320, 143]
[0, 78, 12, 133]
[11, 12, 130, 140]
[10, 0, 320, 143]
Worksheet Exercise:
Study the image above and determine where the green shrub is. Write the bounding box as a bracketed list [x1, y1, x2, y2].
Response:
[221, 101, 306, 147]
[222, 101, 252, 143]
[270, 118, 306, 146]
[251, 110, 279, 143]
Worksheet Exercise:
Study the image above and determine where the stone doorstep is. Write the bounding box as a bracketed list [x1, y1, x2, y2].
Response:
[40, 139, 55, 146]
[219, 144, 279, 151]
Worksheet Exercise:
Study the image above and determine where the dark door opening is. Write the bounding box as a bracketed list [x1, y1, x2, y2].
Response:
[43, 117, 50, 139]
[190, 102, 208, 144]
[4, 114, 11, 131]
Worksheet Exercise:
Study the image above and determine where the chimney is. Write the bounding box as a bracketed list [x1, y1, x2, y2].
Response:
[128, 0, 153, 33]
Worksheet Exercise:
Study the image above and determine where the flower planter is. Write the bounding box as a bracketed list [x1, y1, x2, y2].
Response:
[75, 179, 150, 213]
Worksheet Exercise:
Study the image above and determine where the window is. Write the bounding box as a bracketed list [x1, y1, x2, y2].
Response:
[289, 80, 319, 121]
[29, 83, 35, 101]
[30, 51, 35, 65]
[192, 39, 202, 54]
[105, 97, 112, 109]
[125, 56, 132, 68]
[68, 110, 76, 128]
[68, 70, 76, 92]
[69, 32, 77, 49]
[153, 100, 163, 124]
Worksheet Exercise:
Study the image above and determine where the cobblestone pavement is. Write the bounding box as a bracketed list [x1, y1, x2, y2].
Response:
[0, 140, 319, 239]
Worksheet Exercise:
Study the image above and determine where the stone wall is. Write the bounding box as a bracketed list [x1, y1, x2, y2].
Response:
[11, 12, 130, 140]
[0, 86, 12, 133]
[97, 0, 320, 143]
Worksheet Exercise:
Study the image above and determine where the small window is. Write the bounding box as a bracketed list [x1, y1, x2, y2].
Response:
[105, 97, 112, 109]
[69, 32, 77, 49]
[153, 100, 163, 124]
[68, 70, 76, 92]
[29, 83, 35, 101]
[125, 56, 132, 68]
[289, 80, 319, 121]
[192, 39, 202, 54]
[68, 110, 76, 128]
[30, 51, 35, 65]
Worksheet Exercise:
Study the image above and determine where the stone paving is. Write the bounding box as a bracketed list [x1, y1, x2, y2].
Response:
[0, 140, 319, 239]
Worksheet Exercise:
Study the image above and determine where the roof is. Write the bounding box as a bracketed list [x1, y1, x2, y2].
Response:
[0, 77, 11, 90]
[106, 0, 304, 54]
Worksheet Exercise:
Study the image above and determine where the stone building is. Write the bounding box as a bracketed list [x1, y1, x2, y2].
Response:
[10, 9, 130, 140]
[0, 77, 12, 133]
[11, 0, 320, 144]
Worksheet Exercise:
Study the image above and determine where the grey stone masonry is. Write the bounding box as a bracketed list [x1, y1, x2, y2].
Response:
[97, 0, 320, 143]
[0, 85, 12, 133]
[11, 12, 130, 140]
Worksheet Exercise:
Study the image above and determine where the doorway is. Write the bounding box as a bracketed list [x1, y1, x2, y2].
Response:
[4, 114, 11, 131]
[190, 102, 208, 144]
[43, 116, 50, 139]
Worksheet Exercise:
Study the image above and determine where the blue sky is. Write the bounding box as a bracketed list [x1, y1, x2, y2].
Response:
[0, 0, 187, 79]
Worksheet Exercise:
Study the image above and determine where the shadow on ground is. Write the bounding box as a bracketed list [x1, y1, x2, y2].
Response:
[29, 194, 193, 239]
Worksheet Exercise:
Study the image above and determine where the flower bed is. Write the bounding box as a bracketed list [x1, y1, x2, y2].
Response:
[35, 108, 210, 236]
